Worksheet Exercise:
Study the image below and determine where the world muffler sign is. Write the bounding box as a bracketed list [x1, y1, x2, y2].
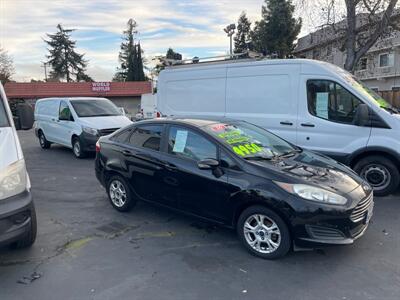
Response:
[92, 82, 111, 92]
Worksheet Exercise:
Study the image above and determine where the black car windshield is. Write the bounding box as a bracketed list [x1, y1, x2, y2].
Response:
[70, 99, 121, 117]
[204, 121, 296, 159]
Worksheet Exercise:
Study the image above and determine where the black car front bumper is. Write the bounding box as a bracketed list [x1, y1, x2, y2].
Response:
[292, 193, 374, 248]
[0, 190, 35, 247]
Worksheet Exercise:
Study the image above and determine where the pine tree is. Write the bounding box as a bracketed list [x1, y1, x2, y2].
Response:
[114, 19, 146, 81]
[234, 12, 252, 54]
[45, 24, 90, 82]
[251, 0, 301, 58]
[135, 43, 146, 81]
[166, 48, 182, 60]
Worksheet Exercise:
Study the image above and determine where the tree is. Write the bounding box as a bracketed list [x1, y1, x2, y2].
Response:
[151, 48, 183, 77]
[0, 46, 15, 84]
[114, 19, 146, 81]
[234, 12, 252, 53]
[44, 24, 91, 82]
[298, 0, 399, 71]
[251, 0, 302, 57]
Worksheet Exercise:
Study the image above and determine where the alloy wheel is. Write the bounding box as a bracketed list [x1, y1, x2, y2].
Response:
[73, 141, 81, 157]
[109, 180, 127, 208]
[243, 214, 281, 254]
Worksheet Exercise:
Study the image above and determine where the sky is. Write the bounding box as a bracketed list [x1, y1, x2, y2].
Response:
[0, 0, 315, 82]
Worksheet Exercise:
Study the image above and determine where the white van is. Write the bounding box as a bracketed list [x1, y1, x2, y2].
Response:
[136, 93, 159, 120]
[158, 59, 400, 196]
[0, 83, 36, 248]
[34, 97, 132, 158]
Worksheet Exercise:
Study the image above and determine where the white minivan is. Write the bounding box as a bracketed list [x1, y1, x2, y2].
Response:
[158, 58, 400, 196]
[0, 83, 37, 248]
[34, 97, 132, 158]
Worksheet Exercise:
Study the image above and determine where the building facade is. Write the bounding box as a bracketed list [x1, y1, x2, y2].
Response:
[4, 81, 152, 116]
[294, 13, 400, 93]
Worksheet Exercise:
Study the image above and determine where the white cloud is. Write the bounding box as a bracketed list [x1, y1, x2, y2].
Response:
[1, 0, 312, 81]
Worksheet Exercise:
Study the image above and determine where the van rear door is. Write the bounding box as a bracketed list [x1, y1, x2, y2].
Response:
[225, 63, 300, 143]
[297, 76, 371, 160]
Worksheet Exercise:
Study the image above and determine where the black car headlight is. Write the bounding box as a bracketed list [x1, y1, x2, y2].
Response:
[275, 182, 348, 205]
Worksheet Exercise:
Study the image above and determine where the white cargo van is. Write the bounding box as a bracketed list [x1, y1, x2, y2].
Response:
[34, 97, 132, 158]
[0, 83, 36, 248]
[158, 59, 400, 196]
[137, 93, 158, 119]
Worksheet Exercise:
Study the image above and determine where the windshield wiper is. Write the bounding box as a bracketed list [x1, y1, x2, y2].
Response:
[244, 156, 274, 161]
[276, 148, 302, 158]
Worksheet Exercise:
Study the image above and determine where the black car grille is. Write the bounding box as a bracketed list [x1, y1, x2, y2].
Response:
[350, 193, 373, 223]
[99, 128, 119, 136]
[306, 225, 345, 241]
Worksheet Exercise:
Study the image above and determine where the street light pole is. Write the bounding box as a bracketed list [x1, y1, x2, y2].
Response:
[223, 24, 236, 57]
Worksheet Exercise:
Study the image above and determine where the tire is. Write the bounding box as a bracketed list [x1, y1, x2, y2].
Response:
[354, 155, 399, 197]
[38, 130, 51, 149]
[106, 175, 136, 212]
[14, 207, 37, 249]
[72, 137, 86, 158]
[237, 205, 291, 259]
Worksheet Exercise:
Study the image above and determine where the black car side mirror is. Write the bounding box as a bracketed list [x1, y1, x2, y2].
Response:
[197, 158, 220, 170]
[354, 104, 369, 126]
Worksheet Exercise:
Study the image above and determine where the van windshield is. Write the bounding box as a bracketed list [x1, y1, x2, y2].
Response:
[347, 76, 398, 113]
[0, 96, 10, 127]
[70, 99, 121, 117]
[204, 121, 296, 159]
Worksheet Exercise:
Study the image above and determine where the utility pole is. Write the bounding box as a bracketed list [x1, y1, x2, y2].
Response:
[41, 62, 48, 81]
[223, 24, 236, 57]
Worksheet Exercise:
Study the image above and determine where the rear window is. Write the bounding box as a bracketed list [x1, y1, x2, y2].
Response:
[0, 95, 10, 127]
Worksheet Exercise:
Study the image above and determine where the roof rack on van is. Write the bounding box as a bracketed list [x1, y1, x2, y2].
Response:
[158, 50, 266, 68]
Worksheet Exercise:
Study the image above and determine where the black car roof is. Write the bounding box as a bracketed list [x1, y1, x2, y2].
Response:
[138, 116, 240, 128]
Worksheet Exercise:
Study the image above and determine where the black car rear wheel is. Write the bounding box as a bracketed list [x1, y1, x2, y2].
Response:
[237, 206, 291, 259]
[107, 176, 136, 212]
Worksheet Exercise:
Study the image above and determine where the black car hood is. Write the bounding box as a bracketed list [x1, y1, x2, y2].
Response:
[248, 150, 363, 195]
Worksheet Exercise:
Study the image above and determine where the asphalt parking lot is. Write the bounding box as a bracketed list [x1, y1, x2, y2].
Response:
[0, 130, 399, 300]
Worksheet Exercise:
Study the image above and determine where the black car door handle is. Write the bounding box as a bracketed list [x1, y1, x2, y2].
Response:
[163, 163, 178, 171]
[280, 121, 293, 126]
[121, 150, 133, 156]
[301, 123, 315, 127]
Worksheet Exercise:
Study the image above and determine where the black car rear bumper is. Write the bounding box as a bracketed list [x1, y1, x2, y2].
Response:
[0, 190, 35, 247]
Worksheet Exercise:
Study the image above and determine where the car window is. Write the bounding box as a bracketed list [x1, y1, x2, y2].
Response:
[128, 124, 163, 151]
[0, 94, 9, 127]
[168, 126, 217, 161]
[59, 101, 71, 120]
[112, 128, 133, 143]
[307, 80, 362, 124]
[220, 149, 239, 170]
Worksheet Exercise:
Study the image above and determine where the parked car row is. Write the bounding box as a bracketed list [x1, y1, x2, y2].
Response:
[0, 58, 383, 259]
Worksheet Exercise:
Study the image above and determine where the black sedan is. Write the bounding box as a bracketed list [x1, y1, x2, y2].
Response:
[95, 118, 374, 259]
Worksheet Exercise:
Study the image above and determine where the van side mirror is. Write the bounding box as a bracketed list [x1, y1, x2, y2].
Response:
[16, 103, 34, 130]
[197, 158, 220, 170]
[354, 104, 369, 126]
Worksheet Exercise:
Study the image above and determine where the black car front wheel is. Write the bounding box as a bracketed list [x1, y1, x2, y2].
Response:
[107, 176, 136, 212]
[13, 208, 37, 249]
[237, 206, 291, 259]
[354, 155, 399, 197]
